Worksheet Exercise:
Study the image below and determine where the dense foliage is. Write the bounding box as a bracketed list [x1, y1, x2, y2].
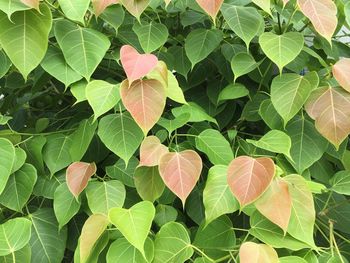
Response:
[1, 0, 350, 262]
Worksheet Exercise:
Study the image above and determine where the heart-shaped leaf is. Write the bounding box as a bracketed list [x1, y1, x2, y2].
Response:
[119, 0, 149, 20]
[196, 0, 223, 22]
[252, 0, 272, 15]
[159, 150, 202, 206]
[20, 0, 39, 9]
[66, 162, 97, 197]
[108, 201, 155, 256]
[231, 52, 260, 82]
[133, 22, 169, 53]
[134, 166, 165, 202]
[139, 136, 168, 167]
[333, 58, 350, 93]
[330, 171, 350, 195]
[120, 79, 166, 134]
[0, 138, 15, 195]
[92, 0, 118, 16]
[239, 242, 278, 263]
[120, 45, 158, 84]
[0, 1, 30, 19]
[227, 156, 275, 207]
[57, 0, 90, 23]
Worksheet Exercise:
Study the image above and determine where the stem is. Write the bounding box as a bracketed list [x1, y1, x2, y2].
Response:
[191, 245, 215, 262]
[283, 8, 297, 33]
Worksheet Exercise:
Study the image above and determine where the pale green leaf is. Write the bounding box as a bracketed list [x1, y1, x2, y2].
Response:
[57, 0, 90, 23]
[0, 138, 15, 195]
[11, 147, 26, 173]
[231, 52, 259, 81]
[157, 113, 191, 136]
[330, 171, 350, 195]
[0, 0, 30, 18]
[167, 70, 187, 104]
[218, 83, 249, 103]
[172, 102, 217, 125]
[0, 245, 31, 263]
[133, 22, 168, 53]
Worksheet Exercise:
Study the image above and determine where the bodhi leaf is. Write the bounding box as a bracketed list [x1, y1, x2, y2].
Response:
[133, 22, 168, 53]
[66, 162, 96, 197]
[0, 50, 12, 78]
[57, 0, 90, 23]
[0, 138, 15, 195]
[0, 245, 31, 263]
[330, 171, 350, 195]
[231, 52, 259, 82]
[139, 136, 168, 167]
[259, 32, 304, 73]
[157, 113, 191, 136]
[166, 71, 187, 104]
[239, 242, 278, 263]
[195, 0, 224, 22]
[108, 201, 155, 256]
[217, 83, 249, 103]
[105, 157, 138, 187]
[252, 0, 272, 15]
[134, 166, 165, 202]
[0, 4, 52, 80]
[119, 0, 149, 21]
[92, 0, 118, 17]
[0, 0, 30, 19]
[332, 58, 350, 93]
[227, 156, 275, 207]
[11, 148, 26, 174]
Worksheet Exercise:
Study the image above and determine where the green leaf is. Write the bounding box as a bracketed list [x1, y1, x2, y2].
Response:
[168, 46, 191, 78]
[246, 130, 292, 158]
[0, 163, 37, 212]
[346, 2, 350, 27]
[70, 80, 88, 104]
[11, 147, 26, 173]
[167, 71, 187, 104]
[54, 183, 81, 229]
[221, 4, 264, 48]
[133, 22, 168, 53]
[231, 52, 259, 81]
[54, 20, 110, 80]
[154, 204, 178, 227]
[271, 72, 318, 126]
[100, 5, 125, 34]
[21, 136, 46, 176]
[279, 256, 308, 263]
[195, 129, 233, 165]
[41, 45, 83, 88]
[0, 218, 31, 256]
[105, 157, 138, 187]
[86, 80, 121, 121]
[0, 4, 52, 80]
[98, 113, 144, 166]
[29, 208, 67, 263]
[0, 50, 11, 78]
[217, 83, 249, 103]
[0, 0, 30, 19]
[185, 28, 223, 68]
[134, 166, 165, 202]
[172, 102, 217, 125]
[108, 201, 155, 256]
[330, 171, 350, 195]
[153, 222, 193, 263]
[0, 138, 15, 195]
[259, 32, 304, 72]
[157, 113, 191, 136]
[203, 165, 239, 224]
[259, 99, 283, 130]
[0, 245, 31, 263]
[86, 180, 126, 215]
[57, 0, 90, 23]
[252, 0, 272, 15]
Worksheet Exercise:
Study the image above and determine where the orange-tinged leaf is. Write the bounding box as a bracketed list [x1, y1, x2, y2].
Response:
[139, 136, 168, 167]
[305, 86, 350, 149]
[66, 162, 97, 197]
[119, 0, 149, 20]
[20, 0, 40, 9]
[80, 214, 109, 263]
[297, 0, 337, 43]
[332, 58, 350, 93]
[239, 242, 279, 263]
[120, 45, 158, 84]
[196, 0, 224, 21]
[92, 0, 118, 16]
[120, 79, 166, 135]
[255, 179, 292, 233]
[159, 150, 202, 205]
[227, 156, 275, 207]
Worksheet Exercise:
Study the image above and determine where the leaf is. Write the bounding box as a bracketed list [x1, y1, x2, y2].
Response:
[54, 183, 81, 229]
[54, 20, 110, 80]
[252, 0, 272, 15]
[21, 136, 46, 176]
[0, 4, 52, 80]
[106, 237, 154, 263]
[70, 80, 88, 104]
[120, 79, 166, 134]
[0, 0, 30, 19]
[29, 208, 67, 263]
[120, 45, 158, 84]
[0, 163, 37, 212]
[41, 45, 83, 88]
[259, 32, 304, 73]
[195, 0, 223, 22]
[227, 156, 275, 207]
[231, 52, 259, 81]
[100, 4, 125, 34]
[20, 0, 39, 9]
[98, 113, 144, 166]
[0, 245, 31, 263]
[159, 150, 202, 206]
[157, 113, 191, 135]
[119, 0, 149, 21]
[0, 50, 11, 78]
[346, 2, 350, 27]
[106, 157, 138, 187]
[86, 80, 121, 121]
[108, 201, 155, 256]
[239, 242, 278, 263]
[85, 180, 126, 215]
[255, 179, 292, 233]
[0, 138, 15, 195]
[57, 0, 90, 23]
[332, 58, 350, 93]
[154, 204, 178, 227]
[133, 22, 168, 53]
[297, 0, 337, 43]
[172, 102, 217, 124]
[195, 129, 233, 165]
[259, 99, 283, 130]
[330, 171, 350, 195]
[139, 136, 168, 167]
[66, 162, 97, 197]
[217, 83, 249, 103]
[221, 4, 264, 48]
[153, 222, 193, 263]
[185, 28, 223, 68]
[279, 256, 308, 263]
[305, 86, 350, 149]
[166, 70, 187, 104]
[284, 174, 316, 247]
[167, 46, 191, 78]
[80, 214, 109, 263]
[11, 147, 26, 174]
[246, 130, 292, 158]
[92, 0, 118, 16]
[134, 166, 165, 202]
[271, 72, 319, 126]
[0, 218, 31, 256]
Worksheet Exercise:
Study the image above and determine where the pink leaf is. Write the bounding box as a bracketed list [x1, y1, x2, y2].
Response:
[196, 0, 224, 21]
[120, 79, 166, 135]
[119, 0, 150, 20]
[332, 58, 350, 93]
[255, 179, 292, 233]
[92, 0, 118, 17]
[227, 156, 275, 207]
[139, 136, 168, 167]
[66, 162, 97, 197]
[120, 45, 158, 84]
[239, 242, 279, 263]
[20, 0, 40, 9]
[159, 150, 202, 206]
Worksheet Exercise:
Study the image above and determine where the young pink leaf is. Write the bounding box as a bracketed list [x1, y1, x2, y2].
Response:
[119, 0, 150, 21]
[297, 0, 337, 43]
[255, 179, 292, 234]
[227, 156, 275, 207]
[332, 58, 350, 93]
[20, 0, 40, 9]
[239, 242, 279, 263]
[196, 0, 224, 21]
[139, 136, 168, 167]
[120, 45, 158, 84]
[66, 162, 97, 197]
[305, 86, 350, 149]
[120, 79, 166, 135]
[92, 0, 118, 16]
[159, 150, 202, 206]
